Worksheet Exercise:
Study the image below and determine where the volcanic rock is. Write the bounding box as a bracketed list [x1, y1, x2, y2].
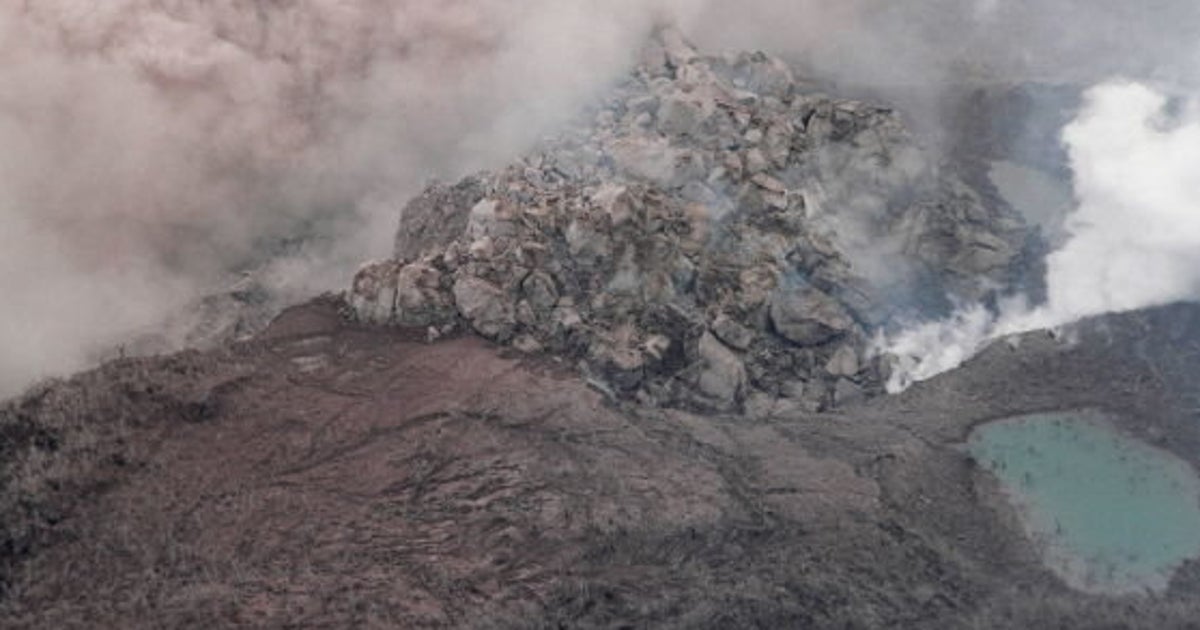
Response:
[348, 259, 402, 326]
[769, 286, 858, 347]
[347, 27, 1032, 410]
[395, 263, 454, 326]
[452, 276, 514, 340]
[696, 332, 747, 405]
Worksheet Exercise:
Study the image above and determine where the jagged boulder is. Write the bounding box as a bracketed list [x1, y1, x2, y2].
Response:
[696, 332, 747, 406]
[395, 263, 454, 326]
[453, 276, 515, 340]
[769, 286, 858, 347]
[349, 260, 402, 326]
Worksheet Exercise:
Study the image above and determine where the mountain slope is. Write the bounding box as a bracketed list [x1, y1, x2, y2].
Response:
[3, 297, 1200, 627]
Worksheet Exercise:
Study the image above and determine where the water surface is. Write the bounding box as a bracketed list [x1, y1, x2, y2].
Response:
[969, 410, 1200, 594]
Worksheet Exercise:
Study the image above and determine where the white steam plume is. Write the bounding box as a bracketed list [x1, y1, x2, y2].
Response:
[881, 81, 1200, 390]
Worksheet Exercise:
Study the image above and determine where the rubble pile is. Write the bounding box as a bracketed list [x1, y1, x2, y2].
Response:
[348, 29, 1030, 412]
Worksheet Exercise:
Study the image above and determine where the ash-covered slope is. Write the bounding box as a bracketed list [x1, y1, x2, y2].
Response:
[5, 297, 1200, 628]
[348, 29, 1031, 412]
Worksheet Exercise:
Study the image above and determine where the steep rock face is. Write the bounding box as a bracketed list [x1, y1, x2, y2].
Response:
[348, 29, 1030, 411]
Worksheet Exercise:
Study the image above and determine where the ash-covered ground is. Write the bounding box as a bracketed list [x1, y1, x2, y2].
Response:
[5, 297, 1200, 628]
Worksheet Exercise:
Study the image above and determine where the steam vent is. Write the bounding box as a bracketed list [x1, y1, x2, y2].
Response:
[8, 13, 1200, 630]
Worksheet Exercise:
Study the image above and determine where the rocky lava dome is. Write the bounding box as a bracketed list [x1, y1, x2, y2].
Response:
[348, 29, 1032, 414]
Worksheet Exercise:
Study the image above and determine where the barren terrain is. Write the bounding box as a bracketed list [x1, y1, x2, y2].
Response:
[3, 298, 1200, 628]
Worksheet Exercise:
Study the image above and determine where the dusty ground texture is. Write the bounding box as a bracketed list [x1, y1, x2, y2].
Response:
[3, 296, 1200, 628]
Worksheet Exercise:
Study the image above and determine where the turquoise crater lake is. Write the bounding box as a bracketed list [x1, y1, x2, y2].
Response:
[969, 410, 1200, 594]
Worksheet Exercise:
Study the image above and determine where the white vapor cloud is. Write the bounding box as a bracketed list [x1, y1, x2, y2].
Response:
[1050, 83, 1200, 316]
[881, 81, 1200, 390]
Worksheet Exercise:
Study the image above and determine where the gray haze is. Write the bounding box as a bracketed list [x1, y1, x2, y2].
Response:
[2, 0, 1199, 397]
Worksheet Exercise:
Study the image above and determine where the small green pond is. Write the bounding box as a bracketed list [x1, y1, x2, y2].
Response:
[969, 410, 1200, 594]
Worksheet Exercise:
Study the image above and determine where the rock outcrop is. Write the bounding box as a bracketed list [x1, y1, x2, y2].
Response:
[348, 28, 1030, 411]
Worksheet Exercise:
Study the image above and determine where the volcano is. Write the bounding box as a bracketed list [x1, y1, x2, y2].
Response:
[3, 22, 1200, 630]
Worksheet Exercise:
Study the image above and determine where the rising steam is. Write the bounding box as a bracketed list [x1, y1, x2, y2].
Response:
[882, 81, 1200, 390]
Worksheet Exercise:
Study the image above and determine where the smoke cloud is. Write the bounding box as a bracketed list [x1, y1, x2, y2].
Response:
[881, 81, 1200, 390]
[2, 0, 1199, 397]
[0, 0, 708, 397]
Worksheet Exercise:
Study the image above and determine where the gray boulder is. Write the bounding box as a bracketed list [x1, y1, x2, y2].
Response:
[770, 287, 858, 347]
[453, 276, 515, 340]
[394, 263, 453, 327]
[348, 260, 401, 326]
[696, 332, 746, 404]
